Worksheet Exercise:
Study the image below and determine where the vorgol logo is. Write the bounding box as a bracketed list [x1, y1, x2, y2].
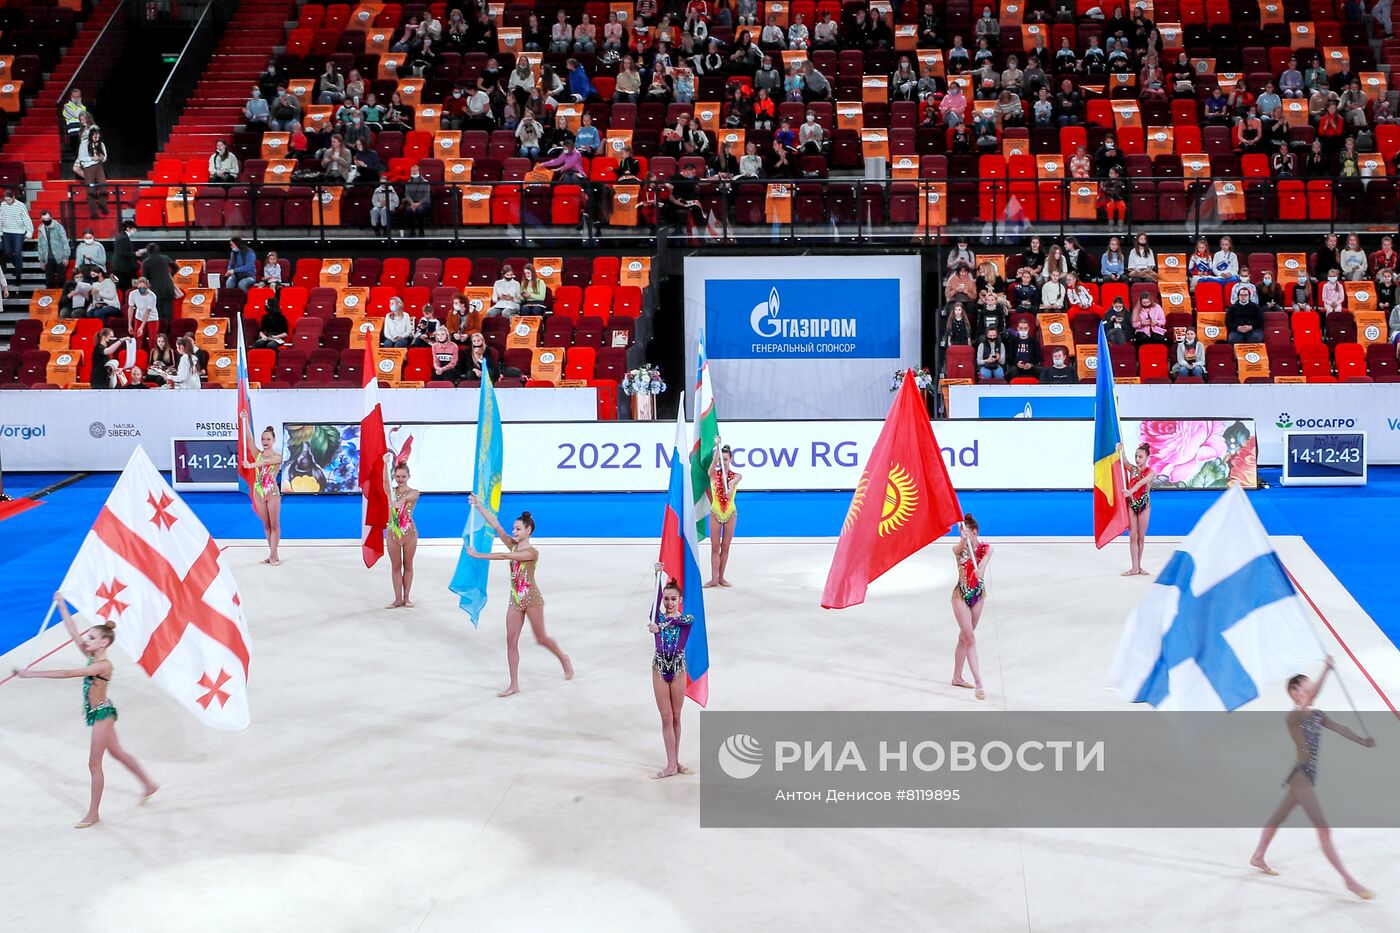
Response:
[717, 733, 764, 779]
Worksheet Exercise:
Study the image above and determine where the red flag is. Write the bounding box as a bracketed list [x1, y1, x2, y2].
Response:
[822, 373, 963, 609]
[59, 447, 252, 730]
[358, 333, 389, 567]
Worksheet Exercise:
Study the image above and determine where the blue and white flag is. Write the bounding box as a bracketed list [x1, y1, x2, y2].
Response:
[1107, 484, 1322, 711]
[448, 370, 503, 626]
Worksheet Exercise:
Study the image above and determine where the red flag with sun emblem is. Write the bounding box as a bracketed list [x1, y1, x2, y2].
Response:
[821, 373, 963, 609]
[59, 446, 252, 730]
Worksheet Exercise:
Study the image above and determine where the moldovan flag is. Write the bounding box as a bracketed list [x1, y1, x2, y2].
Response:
[359, 332, 390, 567]
[660, 409, 710, 706]
[59, 446, 252, 730]
[822, 373, 963, 609]
[689, 333, 720, 540]
[1107, 485, 1321, 710]
[1093, 322, 1131, 549]
[234, 314, 259, 509]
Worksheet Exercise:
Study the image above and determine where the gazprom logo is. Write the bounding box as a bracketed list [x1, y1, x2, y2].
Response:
[749, 287, 856, 340]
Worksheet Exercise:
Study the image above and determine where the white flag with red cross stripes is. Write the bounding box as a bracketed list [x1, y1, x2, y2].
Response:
[59, 446, 252, 731]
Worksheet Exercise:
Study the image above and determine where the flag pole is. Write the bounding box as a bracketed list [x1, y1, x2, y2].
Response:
[649, 570, 664, 624]
[26, 602, 58, 666]
[1284, 563, 1371, 738]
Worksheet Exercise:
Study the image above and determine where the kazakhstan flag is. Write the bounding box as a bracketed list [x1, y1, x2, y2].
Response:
[449, 369, 503, 625]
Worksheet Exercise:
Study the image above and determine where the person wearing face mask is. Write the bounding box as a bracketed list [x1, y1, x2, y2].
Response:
[1289, 272, 1314, 312]
[208, 140, 240, 184]
[754, 54, 782, 96]
[1039, 345, 1077, 383]
[126, 277, 160, 351]
[74, 229, 107, 273]
[244, 88, 269, 128]
[1008, 320, 1041, 379]
[370, 180, 399, 237]
[410, 304, 442, 347]
[1102, 296, 1131, 344]
[489, 265, 523, 316]
[798, 111, 825, 153]
[976, 326, 1007, 380]
[400, 167, 432, 236]
[462, 331, 499, 382]
[0, 189, 32, 286]
[1320, 269, 1346, 313]
[35, 211, 70, 289]
[343, 113, 373, 151]
[382, 298, 415, 347]
[1257, 270, 1282, 313]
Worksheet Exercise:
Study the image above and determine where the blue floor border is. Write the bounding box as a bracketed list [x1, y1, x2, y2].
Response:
[3, 469, 1397, 659]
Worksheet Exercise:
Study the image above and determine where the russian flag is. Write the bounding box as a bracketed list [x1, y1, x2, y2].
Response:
[659, 408, 710, 707]
[234, 314, 259, 510]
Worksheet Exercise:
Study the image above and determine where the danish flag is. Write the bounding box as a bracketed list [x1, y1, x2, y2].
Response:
[59, 447, 253, 730]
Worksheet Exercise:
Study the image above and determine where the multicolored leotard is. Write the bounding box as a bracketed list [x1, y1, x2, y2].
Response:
[83, 656, 117, 727]
[710, 468, 738, 522]
[955, 542, 990, 608]
[1127, 464, 1150, 514]
[1285, 708, 1326, 786]
[389, 489, 416, 538]
[509, 557, 542, 609]
[652, 612, 694, 683]
[255, 461, 279, 498]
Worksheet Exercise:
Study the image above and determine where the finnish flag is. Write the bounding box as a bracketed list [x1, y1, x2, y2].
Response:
[1108, 485, 1323, 711]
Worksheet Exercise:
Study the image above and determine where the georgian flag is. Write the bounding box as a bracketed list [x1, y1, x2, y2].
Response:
[59, 446, 252, 730]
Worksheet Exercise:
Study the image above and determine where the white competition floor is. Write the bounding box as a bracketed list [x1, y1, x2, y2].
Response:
[2, 536, 1397, 933]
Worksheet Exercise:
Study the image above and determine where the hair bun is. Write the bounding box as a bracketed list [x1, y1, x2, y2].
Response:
[963, 513, 974, 523]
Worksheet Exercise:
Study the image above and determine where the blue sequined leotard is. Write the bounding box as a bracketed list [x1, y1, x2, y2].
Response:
[652, 612, 694, 683]
[1285, 708, 1326, 786]
[83, 656, 117, 727]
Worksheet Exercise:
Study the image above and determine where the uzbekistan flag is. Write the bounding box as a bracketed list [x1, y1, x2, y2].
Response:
[1093, 322, 1131, 549]
[688, 333, 720, 540]
[234, 314, 259, 510]
[358, 330, 390, 567]
[660, 408, 710, 706]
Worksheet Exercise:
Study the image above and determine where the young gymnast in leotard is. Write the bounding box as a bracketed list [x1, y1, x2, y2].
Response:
[11, 593, 158, 828]
[1123, 443, 1153, 577]
[385, 456, 419, 608]
[242, 426, 283, 565]
[1250, 658, 1376, 898]
[467, 495, 573, 696]
[704, 445, 742, 588]
[648, 562, 694, 779]
[950, 513, 992, 700]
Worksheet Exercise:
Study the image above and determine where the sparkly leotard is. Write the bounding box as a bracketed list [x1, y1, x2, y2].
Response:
[1127, 464, 1150, 514]
[83, 656, 117, 727]
[509, 556, 542, 609]
[652, 612, 694, 682]
[255, 461, 280, 498]
[710, 467, 738, 522]
[955, 542, 990, 608]
[1285, 708, 1326, 786]
[388, 488, 416, 538]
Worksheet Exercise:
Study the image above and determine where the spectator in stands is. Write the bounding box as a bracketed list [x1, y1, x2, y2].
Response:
[75, 229, 107, 272]
[408, 37, 438, 77]
[269, 88, 300, 131]
[892, 58, 919, 102]
[1302, 138, 1328, 176]
[168, 336, 202, 390]
[1042, 244, 1070, 281]
[227, 237, 257, 291]
[760, 13, 786, 48]
[1258, 270, 1282, 312]
[1279, 59, 1305, 98]
[519, 265, 548, 315]
[319, 135, 353, 183]
[996, 89, 1024, 126]
[602, 12, 625, 53]
[1379, 268, 1399, 320]
[62, 89, 89, 154]
[507, 61, 536, 113]
[1320, 270, 1346, 313]
[369, 181, 399, 237]
[1055, 38, 1079, 75]
[244, 88, 269, 128]
[1007, 320, 1039, 379]
[88, 329, 120, 389]
[392, 16, 425, 52]
[253, 296, 289, 349]
[544, 114, 575, 157]
[1093, 135, 1126, 178]
[803, 60, 831, 102]
[550, 11, 573, 53]
[1100, 236, 1126, 282]
[1290, 272, 1314, 311]
[1230, 269, 1258, 306]
[940, 83, 968, 126]
[943, 303, 973, 348]
[73, 128, 109, 216]
[463, 82, 495, 131]
[208, 141, 239, 183]
[139, 244, 175, 326]
[1019, 236, 1046, 281]
[767, 139, 795, 178]
[350, 138, 381, 185]
[143, 332, 176, 385]
[1370, 235, 1397, 274]
[444, 11, 471, 51]
[753, 88, 777, 130]
[110, 219, 139, 291]
[1226, 288, 1264, 344]
[412, 305, 443, 347]
[616, 145, 642, 181]
[1173, 330, 1206, 378]
[516, 109, 546, 160]
[462, 332, 499, 381]
[1039, 345, 1075, 383]
[1212, 237, 1240, 283]
[381, 299, 414, 348]
[975, 290, 1008, 337]
[946, 237, 975, 271]
[694, 39, 725, 76]
[1132, 292, 1167, 345]
[664, 163, 706, 227]
[1022, 55, 1047, 96]
[798, 112, 825, 154]
[1040, 269, 1068, 313]
[737, 141, 763, 177]
[317, 63, 346, 105]
[566, 59, 599, 102]
[344, 112, 374, 151]
[1202, 87, 1230, 126]
[1376, 98, 1398, 126]
[788, 12, 810, 49]
[613, 56, 642, 103]
[1337, 136, 1361, 178]
[1235, 106, 1263, 153]
[813, 9, 837, 47]
[1098, 167, 1128, 228]
[488, 265, 522, 316]
[35, 211, 69, 289]
[1314, 233, 1342, 279]
[783, 63, 806, 103]
[1055, 79, 1083, 126]
[1102, 295, 1131, 344]
[260, 251, 283, 289]
[1010, 267, 1039, 314]
[85, 270, 121, 320]
[1340, 234, 1369, 281]
[1065, 273, 1094, 313]
[1271, 142, 1297, 177]
[976, 260, 1005, 295]
[542, 138, 591, 191]
[945, 263, 978, 304]
[400, 167, 432, 236]
[430, 330, 461, 381]
[1317, 101, 1346, 154]
[1127, 235, 1157, 282]
[976, 326, 1006, 380]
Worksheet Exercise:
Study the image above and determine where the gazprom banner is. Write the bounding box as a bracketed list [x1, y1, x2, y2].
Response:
[685, 255, 921, 418]
[948, 382, 1400, 465]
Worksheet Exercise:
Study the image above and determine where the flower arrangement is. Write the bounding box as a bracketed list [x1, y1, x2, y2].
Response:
[621, 364, 667, 396]
[890, 367, 935, 392]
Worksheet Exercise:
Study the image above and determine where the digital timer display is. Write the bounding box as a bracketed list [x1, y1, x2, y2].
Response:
[171, 438, 241, 491]
[1281, 432, 1367, 486]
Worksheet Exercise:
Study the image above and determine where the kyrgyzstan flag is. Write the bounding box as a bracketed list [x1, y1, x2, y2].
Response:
[822, 372, 963, 609]
[59, 446, 252, 730]
[359, 331, 390, 567]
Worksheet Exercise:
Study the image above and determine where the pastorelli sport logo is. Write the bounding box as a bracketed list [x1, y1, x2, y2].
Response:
[716, 733, 1103, 779]
[1275, 412, 1357, 429]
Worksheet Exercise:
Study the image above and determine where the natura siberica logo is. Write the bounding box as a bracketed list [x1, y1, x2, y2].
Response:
[89, 421, 107, 439]
[718, 733, 764, 779]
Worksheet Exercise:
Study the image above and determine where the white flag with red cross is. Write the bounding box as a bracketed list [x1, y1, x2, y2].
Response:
[59, 446, 252, 730]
